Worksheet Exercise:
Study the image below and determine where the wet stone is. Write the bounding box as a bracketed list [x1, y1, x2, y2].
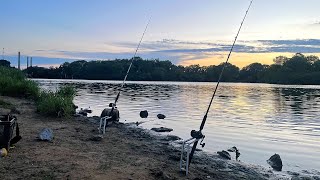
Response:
[157, 114, 166, 119]
[151, 127, 173, 132]
[267, 154, 283, 171]
[139, 110, 148, 118]
[217, 150, 231, 160]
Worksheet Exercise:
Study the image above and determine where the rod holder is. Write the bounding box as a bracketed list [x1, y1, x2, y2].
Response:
[180, 137, 199, 176]
[98, 116, 112, 134]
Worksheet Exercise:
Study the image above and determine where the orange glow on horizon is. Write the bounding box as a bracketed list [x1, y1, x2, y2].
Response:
[179, 52, 320, 68]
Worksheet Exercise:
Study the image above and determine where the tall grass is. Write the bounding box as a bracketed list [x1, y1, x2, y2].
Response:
[37, 86, 76, 117]
[0, 67, 39, 98]
[0, 66, 76, 117]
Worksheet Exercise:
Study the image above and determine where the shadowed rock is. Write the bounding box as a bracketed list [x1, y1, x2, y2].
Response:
[228, 146, 241, 161]
[140, 110, 148, 118]
[217, 150, 231, 160]
[151, 127, 173, 132]
[267, 154, 282, 171]
[157, 114, 166, 119]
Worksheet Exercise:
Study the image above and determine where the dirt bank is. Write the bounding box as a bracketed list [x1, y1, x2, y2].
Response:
[0, 96, 317, 180]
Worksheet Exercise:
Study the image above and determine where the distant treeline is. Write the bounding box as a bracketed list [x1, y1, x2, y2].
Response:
[21, 53, 320, 84]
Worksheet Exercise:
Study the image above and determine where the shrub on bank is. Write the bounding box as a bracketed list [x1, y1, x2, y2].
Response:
[37, 86, 76, 117]
[0, 67, 39, 98]
[0, 66, 76, 117]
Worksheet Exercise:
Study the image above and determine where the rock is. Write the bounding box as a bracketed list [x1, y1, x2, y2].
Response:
[38, 128, 54, 141]
[217, 150, 231, 160]
[83, 108, 92, 113]
[139, 110, 148, 118]
[228, 146, 241, 161]
[89, 135, 103, 142]
[78, 111, 87, 116]
[157, 114, 166, 119]
[151, 127, 173, 132]
[100, 108, 120, 121]
[287, 171, 300, 176]
[78, 108, 92, 116]
[267, 154, 283, 171]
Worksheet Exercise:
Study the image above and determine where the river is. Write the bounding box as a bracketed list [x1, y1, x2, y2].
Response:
[34, 79, 320, 173]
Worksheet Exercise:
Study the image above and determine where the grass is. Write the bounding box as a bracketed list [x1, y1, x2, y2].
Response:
[36, 86, 76, 117]
[0, 67, 39, 98]
[0, 66, 76, 117]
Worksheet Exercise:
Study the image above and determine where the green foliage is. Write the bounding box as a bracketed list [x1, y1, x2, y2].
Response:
[0, 67, 39, 98]
[25, 53, 320, 85]
[57, 85, 76, 97]
[37, 86, 76, 117]
[0, 66, 75, 117]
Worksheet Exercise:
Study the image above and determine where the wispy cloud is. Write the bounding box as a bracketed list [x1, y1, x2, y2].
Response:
[9, 38, 320, 68]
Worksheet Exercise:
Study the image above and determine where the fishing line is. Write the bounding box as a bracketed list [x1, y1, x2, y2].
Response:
[114, 17, 151, 105]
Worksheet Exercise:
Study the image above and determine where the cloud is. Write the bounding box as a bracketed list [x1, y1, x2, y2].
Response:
[7, 38, 320, 68]
[310, 21, 320, 26]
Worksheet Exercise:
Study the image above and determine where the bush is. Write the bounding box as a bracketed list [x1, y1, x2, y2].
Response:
[36, 86, 76, 117]
[0, 67, 39, 98]
[0, 67, 76, 117]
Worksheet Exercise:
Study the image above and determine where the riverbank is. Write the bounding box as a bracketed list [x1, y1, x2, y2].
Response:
[0, 96, 318, 179]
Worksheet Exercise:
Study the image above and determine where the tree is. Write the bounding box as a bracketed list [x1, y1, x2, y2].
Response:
[273, 56, 288, 65]
[306, 55, 319, 64]
[0, 60, 10, 67]
[240, 63, 266, 82]
[283, 53, 312, 72]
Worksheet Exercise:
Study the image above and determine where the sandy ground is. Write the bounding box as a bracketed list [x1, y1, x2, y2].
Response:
[1, 96, 318, 180]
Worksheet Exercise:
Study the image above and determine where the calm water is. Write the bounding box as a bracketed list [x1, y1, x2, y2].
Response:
[34, 79, 320, 172]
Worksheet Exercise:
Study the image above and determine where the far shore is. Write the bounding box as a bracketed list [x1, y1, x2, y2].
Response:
[1, 96, 318, 179]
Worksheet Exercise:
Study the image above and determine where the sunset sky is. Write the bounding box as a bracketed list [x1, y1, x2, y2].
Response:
[1, 0, 320, 68]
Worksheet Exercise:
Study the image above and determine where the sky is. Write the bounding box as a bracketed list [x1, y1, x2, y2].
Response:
[1, 0, 320, 68]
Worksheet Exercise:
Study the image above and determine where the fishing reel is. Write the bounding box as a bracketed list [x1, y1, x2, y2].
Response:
[190, 130, 205, 148]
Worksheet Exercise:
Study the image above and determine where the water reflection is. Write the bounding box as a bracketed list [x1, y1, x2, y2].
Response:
[33, 79, 320, 172]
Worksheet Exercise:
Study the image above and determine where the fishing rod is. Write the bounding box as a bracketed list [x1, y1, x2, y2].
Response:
[99, 18, 151, 134]
[114, 17, 151, 106]
[181, 0, 253, 171]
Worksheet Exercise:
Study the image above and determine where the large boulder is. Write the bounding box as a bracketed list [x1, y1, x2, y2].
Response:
[267, 154, 283, 171]
[140, 110, 148, 118]
[100, 108, 120, 121]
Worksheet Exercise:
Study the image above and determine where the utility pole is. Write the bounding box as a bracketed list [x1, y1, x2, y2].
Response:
[30, 57, 32, 67]
[27, 56, 29, 69]
[2, 48, 4, 60]
[18, 52, 21, 70]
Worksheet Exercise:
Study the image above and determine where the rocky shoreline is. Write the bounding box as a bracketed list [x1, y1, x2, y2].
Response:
[1, 96, 319, 179]
[84, 116, 320, 180]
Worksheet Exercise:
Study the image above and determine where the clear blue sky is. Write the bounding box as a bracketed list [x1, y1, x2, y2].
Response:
[1, 0, 320, 68]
